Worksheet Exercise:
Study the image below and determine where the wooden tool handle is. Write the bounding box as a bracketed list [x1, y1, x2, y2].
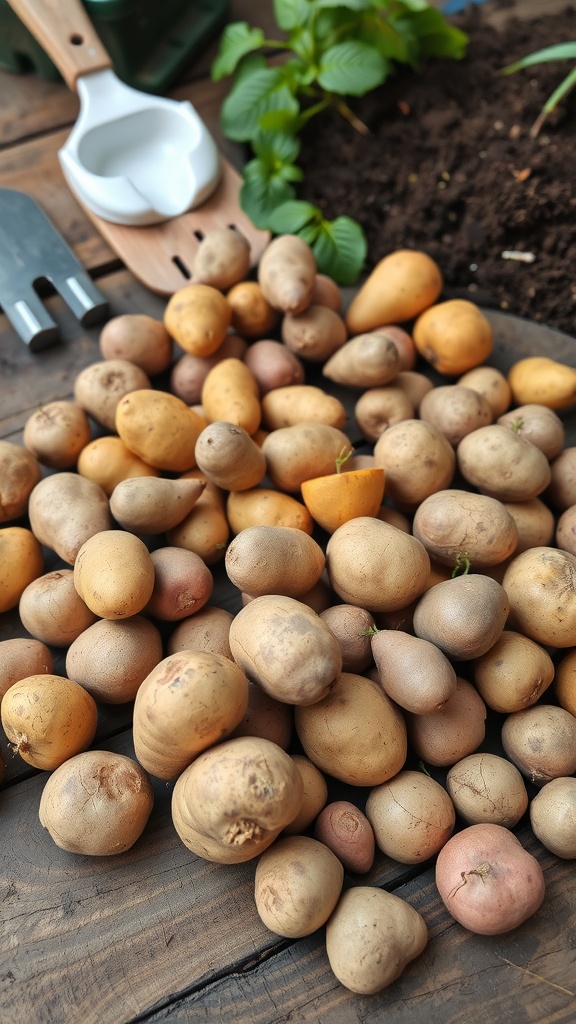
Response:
[6, 0, 111, 91]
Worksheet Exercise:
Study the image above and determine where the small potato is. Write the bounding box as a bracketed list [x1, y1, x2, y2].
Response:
[167, 473, 229, 565]
[258, 234, 317, 315]
[66, 615, 163, 704]
[19, 569, 97, 647]
[458, 364, 512, 417]
[472, 629, 555, 713]
[73, 530, 155, 620]
[497, 403, 565, 459]
[171, 735, 304, 863]
[77, 436, 159, 495]
[413, 573, 509, 660]
[230, 680, 294, 749]
[503, 498, 555, 553]
[457, 424, 551, 501]
[228, 594, 342, 706]
[446, 752, 528, 828]
[319, 604, 375, 673]
[412, 489, 518, 568]
[163, 283, 232, 356]
[508, 355, 576, 410]
[261, 422, 350, 492]
[254, 835, 343, 937]
[1, 673, 97, 770]
[23, 400, 92, 469]
[501, 704, 576, 786]
[74, 359, 151, 431]
[405, 677, 487, 767]
[310, 273, 342, 311]
[354, 384, 414, 442]
[195, 421, 266, 491]
[225, 526, 325, 598]
[28, 472, 112, 566]
[242, 339, 305, 394]
[109, 475, 205, 535]
[366, 770, 456, 863]
[0, 526, 44, 613]
[201, 357, 261, 436]
[226, 280, 280, 338]
[281, 304, 347, 362]
[169, 334, 248, 405]
[115, 389, 205, 472]
[345, 249, 443, 334]
[394, 370, 434, 410]
[413, 298, 493, 376]
[371, 629, 457, 714]
[314, 801, 375, 873]
[0, 637, 54, 701]
[375, 325, 417, 371]
[227, 487, 313, 535]
[145, 546, 213, 621]
[325, 887, 428, 995]
[555, 649, 576, 717]
[373, 419, 456, 510]
[167, 605, 234, 661]
[39, 750, 154, 856]
[419, 385, 493, 446]
[555, 505, 576, 556]
[546, 446, 576, 510]
[99, 313, 173, 376]
[530, 777, 576, 858]
[261, 384, 346, 431]
[192, 227, 251, 290]
[0, 441, 42, 523]
[503, 546, 576, 647]
[323, 331, 400, 388]
[283, 755, 328, 835]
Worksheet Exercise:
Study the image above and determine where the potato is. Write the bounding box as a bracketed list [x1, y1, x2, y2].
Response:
[319, 604, 375, 674]
[294, 671, 407, 786]
[345, 249, 443, 334]
[254, 835, 343, 937]
[530, 777, 576, 858]
[191, 227, 251, 290]
[412, 489, 518, 568]
[314, 801, 375, 874]
[413, 573, 509, 660]
[503, 497, 555, 553]
[326, 517, 430, 613]
[497, 403, 565, 459]
[115, 389, 204, 472]
[282, 755, 328, 835]
[77, 435, 160, 496]
[201, 357, 261, 436]
[281, 304, 347, 362]
[472, 629, 554, 713]
[109, 475, 205, 534]
[458, 364, 511, 417]
[406, 677, 487, 767]
[169, 333, 248, 405]
[373, 419, 456, 510]
[225, 525, 325, 599]
[502, 546, 576, 647]
[74, 359, 151, 431]
[501, 704, 576, 786]
[555, 504, 576, 557]
[242, 339, 305, 394]
[195, 420, 266, 491]
[258, 234, 316, 315]
[0, 440, 42, 523]
[457, 423, 551, 501]
[261, 384, 346, 431]
[508, 355, 576, 409]
[99, 313, 173, 375]
[145, 546, 213, 621]
[555, 649, 576, 718]
[301, 465, 385, 534]
[171, 735, 304, 862]
[28, 473, 110, 567]
[167, 605, 234, 661]
[310, 273, 342, 311]
[163, 282, 232, 356]
[19, 569, 98, 647]
[230, 680, 294, 750]
[226, 280, 280, 338]
[419, 385, 493, 446]
[23, 400, 91, 469]
[227, 487, 313, 535]
[261, 421, 350, 492]
[73, 530, 155, 619]
[66, 615, 163, 704]
[39, 750, 154, 855]
[0, 526, 44, 613]
[435, 823, 545, 935]
[354, 383, 414, 442]
[228, 594, 342, 706]
[413, 298, 493, 376]
[394, 369, 434, 409]
[1, 673, 97, 770]
[0, 637, 54, 701]
[366, 770, 456, 863]
[376, 325, 417, 371]
[133, 650, 249, 780]
[371, 629, 457, 714]
[167, 472, 229, 565]
[446, 752, 528, 828]
[322, 331, 401, 388]
[325, 887, 428, 994]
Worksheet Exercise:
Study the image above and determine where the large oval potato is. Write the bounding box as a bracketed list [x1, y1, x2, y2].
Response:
[457, 424, 551, 501]
[73, 530, 155, 619]
[0, 526, 44, 613]
[115, 389, 204, 472]
[28, 472, 112, 565]
[225, 526, 325, 598]
[261, 421, 351, 492]
[261, 385, 346, 431]
[19, 568, 98, 647]
[503, 546, 576, 647]
[0, 440, 42, 522]
[373, 419, 455, 509]
[412, 489, 518, 568]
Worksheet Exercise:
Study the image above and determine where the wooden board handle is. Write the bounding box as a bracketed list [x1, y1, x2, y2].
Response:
[6, 0, 111, 91]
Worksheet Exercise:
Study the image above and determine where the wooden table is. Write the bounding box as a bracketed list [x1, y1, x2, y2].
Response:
[1, 3, 575, 1022]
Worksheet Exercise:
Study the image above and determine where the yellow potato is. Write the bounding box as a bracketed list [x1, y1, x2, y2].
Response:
[413, 299, 493, 376]
[168, 471, 229, 565]
[508, 356, 576, 410]
[0, 527, 44, 613]
[0, 440, 42, 522]
[226, 488, 313, 534]
[163, 283, 232, 356]
[345, 249, 443, 335]
[201, 358, 261, 436]
[115, 389, 204, 472]
[77, 435, 159, 495]
[261, 385, 346, 431]
[73, 530, 155, 619]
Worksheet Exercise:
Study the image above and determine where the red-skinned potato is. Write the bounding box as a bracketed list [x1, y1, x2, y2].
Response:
[145, 546, 213, 621]
[314, 801, 375, 873]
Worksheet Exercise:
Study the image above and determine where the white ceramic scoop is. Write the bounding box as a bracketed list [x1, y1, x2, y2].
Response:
[7, 0, 221, 225]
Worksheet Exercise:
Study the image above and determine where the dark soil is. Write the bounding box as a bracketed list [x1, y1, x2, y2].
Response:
[298, 1, 576, 334]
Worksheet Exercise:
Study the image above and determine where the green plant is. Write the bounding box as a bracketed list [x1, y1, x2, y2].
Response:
[501, 42, 576, 138]
[212, 0, 468, 284]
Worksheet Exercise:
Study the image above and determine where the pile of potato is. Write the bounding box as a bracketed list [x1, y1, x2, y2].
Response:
[2, 229, 576, 996]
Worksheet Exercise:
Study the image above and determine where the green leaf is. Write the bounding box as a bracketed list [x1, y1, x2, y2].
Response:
[251, 130, 301, 165]
[240, 161, 298, 229]
[393, 9, 468, 61]
[258, 107, 302, 133]
[502, 42, 576, 76]
[273, 0, 312, 32]
[211, 22, 266, 81]
[314, 0, 374, 10]
[317, 40, 388, 95]
[220, 67, 299, 141]
[267, 200, 320, 234]
[310, 215, 367, 284]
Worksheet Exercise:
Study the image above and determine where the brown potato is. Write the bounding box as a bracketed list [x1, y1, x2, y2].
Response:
[1, 673, 97, 770]
[501, 704, 576, 786]
[310, 273, 342, 311]
[19, 569, 98, 647]
[555, 649, 576, 718]
[503, 498, 555, 553]
[458, 365, 512, 417]
[28, 471, 112, 566]
[73, 530, 155, 620]
[169, 334, 248, 405]
[163, 283, 232, 356]
[314, 801, 375, 874]
[261, 421, 350, 492]
[502, 546, 576, 647]
[555, 504, 576, 557]
[530, 777, 576, 858]
[167, 605, 234, 661]
[319, 604, 375, 673]
[115, 389, 204, 472]
[191, 227, 251, 290]
[227, 487, 313, 535]
[371, 629, 457, 714]
[497, 403, 565, 459]
[373, 419, 456, 510]
[77, 436, 159, 495]
[323, 331, 400, 388]
[167, 472, 229, 565]
[405, 677, 487, 767]
[281, 304, 348, 362]
[66, 615, 163, 704]
[261, 384, 346, 431]
[74, 359, 151, 431]
[254, 835, 343, 937]
[230, 680, 294, 750]
[195, 421, 266, 491]
[225, 525, 325, 598]
[0, 637, 54, 701]
[546, 446, 576, 510]
[99, 313, 173, 375]
[242, 339, 305, 395]
[0, 440, 42, 523]
[23, 400, 92, 469]
[413, 573, 509, 660]
[419, 384, 493, 446]
[366, 770, 456, 863]
[394, 369, 434, 409]
[282, 755, 328, 836]
[258, 234, 317, 315]
[109, 475, 205, 534]
[446, 752, 528, 828]
[472, 629, 555, 713]
[457, 424, 551, 501]
[354, 384, 414, 442]
[412, 489, 518, 568]
[145, 546, 213, 621]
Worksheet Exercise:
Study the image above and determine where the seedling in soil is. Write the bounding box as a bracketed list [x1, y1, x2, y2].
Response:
[501, 42, 576, 138]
